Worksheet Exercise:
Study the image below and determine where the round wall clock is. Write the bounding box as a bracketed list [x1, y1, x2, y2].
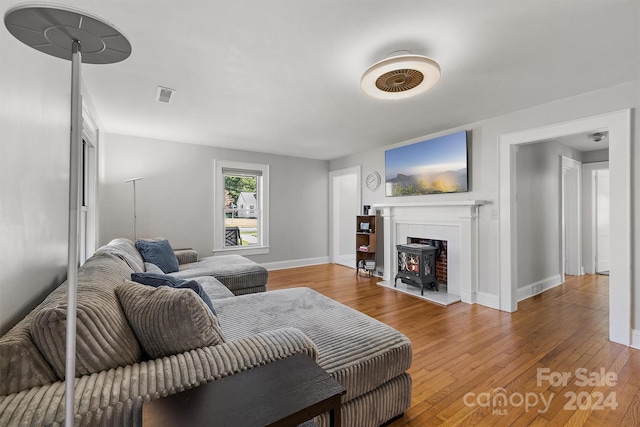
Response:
[366, 171, 381, 191]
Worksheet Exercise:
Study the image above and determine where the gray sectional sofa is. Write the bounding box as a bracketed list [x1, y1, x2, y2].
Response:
[0, 238, 412, 426]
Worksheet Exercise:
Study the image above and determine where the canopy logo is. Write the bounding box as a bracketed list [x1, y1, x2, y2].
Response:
[463, 367, 618, 415]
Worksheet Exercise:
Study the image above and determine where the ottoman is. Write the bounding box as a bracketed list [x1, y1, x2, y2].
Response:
[214, 287, 413, 427]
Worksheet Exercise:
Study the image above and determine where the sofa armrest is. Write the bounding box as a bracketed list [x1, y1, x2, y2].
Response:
[173, 248, 198, 265]
[0, 328, 317, 426]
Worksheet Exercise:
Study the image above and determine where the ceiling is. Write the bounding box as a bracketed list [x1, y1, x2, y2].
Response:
[7, 1, 639, 161]
[556, 132, 609, 153]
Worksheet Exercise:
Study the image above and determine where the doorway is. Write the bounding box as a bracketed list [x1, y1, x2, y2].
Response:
[582, 161, 609, 275]
[499, 110, 632, 345]
[329, 167, 361, 268]
[594, 169, 610, 274]
[561, 156, 582, 278]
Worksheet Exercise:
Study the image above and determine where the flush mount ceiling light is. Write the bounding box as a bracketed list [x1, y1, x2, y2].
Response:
[588, 131, 608, 143]
[361, 51, 441, 100]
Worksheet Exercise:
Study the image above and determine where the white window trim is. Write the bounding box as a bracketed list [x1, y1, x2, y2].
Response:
[213, 159, 269, 255]
[80, 105, 99, 265]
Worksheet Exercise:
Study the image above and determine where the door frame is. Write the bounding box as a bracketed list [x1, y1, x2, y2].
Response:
[81, 105, 99, 265]
[560, 155, 582, 278]
[498, 109, 631, 345]
[329, 166, 361, 266]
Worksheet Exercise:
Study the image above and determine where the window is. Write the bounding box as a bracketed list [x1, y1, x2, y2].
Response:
[80, 108, 99, 265]
[214, 160, 269, 255]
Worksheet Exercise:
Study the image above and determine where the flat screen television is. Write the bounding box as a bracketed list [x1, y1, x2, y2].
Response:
[385, 130, 469, 196]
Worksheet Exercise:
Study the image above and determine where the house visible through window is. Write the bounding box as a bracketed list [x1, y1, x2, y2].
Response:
[225, 174, 259, 246]
[214, 160, 269, 255]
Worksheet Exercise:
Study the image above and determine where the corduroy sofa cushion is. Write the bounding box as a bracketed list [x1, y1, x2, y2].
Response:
[30, 290, 142, 379]
[191, 275, 235, 299]
[171, 254, 268, 295]
[0, 328, 318, 427]
[215, 287, 412, 403]
[130, 272, 216, 314]
[94, 238, 145, 273]
[2, 251, 139, 389]
[116, 281, 225, 359]
[28, 251, 142, 379]
[145, 262, 164, 274]
[0, 313, 58, 396]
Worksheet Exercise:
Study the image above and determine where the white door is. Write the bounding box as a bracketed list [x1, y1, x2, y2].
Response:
[330, 168, 360, 268]
[595, 169, 610, 273]
[562, 156, 582, 277]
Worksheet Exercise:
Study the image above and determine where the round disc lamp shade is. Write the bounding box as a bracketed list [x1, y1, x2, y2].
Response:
[361, 54, 441, 100]
[4, 4, 131, 63]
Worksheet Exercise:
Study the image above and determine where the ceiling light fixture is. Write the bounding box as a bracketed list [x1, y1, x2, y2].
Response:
[588, 131, 608, 143]
[361, 50, 441, 100]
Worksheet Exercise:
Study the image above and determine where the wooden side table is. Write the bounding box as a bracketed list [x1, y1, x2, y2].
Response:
[142, 353, 346, 427]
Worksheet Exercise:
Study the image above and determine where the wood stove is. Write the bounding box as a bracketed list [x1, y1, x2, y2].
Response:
[395, 243, 438, 295]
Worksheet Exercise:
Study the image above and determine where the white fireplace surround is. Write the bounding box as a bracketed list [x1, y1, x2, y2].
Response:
[373, 200, 485, 304]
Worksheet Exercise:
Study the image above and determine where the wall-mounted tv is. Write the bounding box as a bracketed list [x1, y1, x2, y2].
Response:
[385, 130, 469, 196]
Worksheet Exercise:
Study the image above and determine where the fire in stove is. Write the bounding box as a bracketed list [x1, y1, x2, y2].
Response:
[400, 254, 420, 273]
[395, 243, 438, 295]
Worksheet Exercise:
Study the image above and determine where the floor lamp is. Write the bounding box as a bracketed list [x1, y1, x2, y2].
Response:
[124, 177, 144, 240]
[4, 5, 131, 426]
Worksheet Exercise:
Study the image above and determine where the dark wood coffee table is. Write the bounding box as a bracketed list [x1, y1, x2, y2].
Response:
[142, 353, 346, 427]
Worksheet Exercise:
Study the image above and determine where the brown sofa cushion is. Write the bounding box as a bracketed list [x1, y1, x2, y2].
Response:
[116, 281, 225, 359]
[30, 290, 142, 379]
[28, 253, 142, 379]
[1, 252, 137, 392]
[0, 315, 58, 396]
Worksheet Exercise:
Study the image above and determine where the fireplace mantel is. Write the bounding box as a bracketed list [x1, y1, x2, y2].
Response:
[374, 200, 485, 305]
[372, 200, 486, 209]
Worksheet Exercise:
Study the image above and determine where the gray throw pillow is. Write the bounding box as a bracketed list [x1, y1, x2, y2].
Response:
[130, 272, 216, 315]
[145, 262, 164, 274]
[116, 281, 225, 359]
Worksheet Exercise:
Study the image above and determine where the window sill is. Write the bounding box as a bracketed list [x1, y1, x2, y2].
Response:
[213, 246, 270, 256]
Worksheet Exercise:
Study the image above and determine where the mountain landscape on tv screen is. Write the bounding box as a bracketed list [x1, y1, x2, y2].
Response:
[386, 168, 467, 196]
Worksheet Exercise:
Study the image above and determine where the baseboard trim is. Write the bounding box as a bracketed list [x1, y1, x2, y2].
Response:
[335, 254, 355, 266]
[262, 256, 330, 271]
[476, 291, 500, 309]
[631, 329, 640, 350]
[517, 274, 563, 302]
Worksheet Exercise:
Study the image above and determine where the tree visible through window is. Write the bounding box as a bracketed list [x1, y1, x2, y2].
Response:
[215, 160, 269, 254]
[224, 173, 259, 247]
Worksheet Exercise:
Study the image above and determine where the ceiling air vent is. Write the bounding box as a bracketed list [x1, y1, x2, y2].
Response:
[156, 86, 175, 104]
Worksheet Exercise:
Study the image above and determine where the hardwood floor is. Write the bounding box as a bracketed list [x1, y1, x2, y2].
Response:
[267, 264, 640, 426]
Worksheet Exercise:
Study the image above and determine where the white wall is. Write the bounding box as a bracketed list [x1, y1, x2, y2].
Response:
[0, 28, 71, 334]
[100, 134, 329, 264]
[330, 81, 639, 330]
[582, 149, 609, 164]
[515, 141, 582, 290]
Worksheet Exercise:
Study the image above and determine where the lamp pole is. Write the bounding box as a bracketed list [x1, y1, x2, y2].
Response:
[124, 177, 144, 240]
[64, 37, 82, 426]
[4, 6, 131, 426]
